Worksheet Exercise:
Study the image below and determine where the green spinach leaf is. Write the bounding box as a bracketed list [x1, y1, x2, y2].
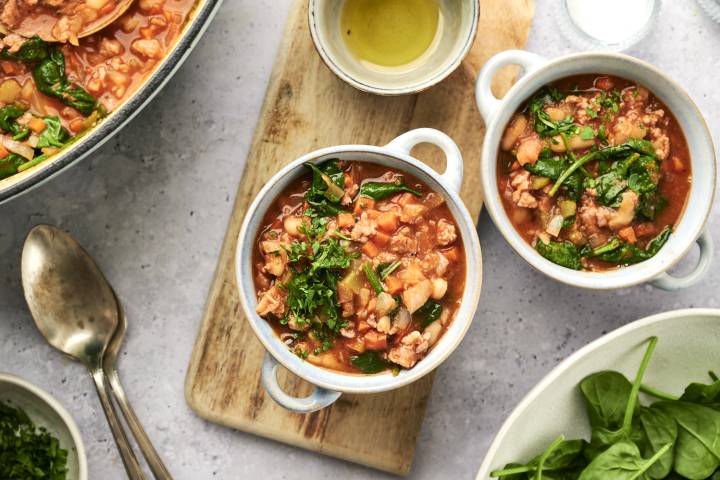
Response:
[36, 117, 70, 149]
[304, 160, 347, 216]
[0, 105, 29, 139]
[359, 179, 421, 200]
[535, 239, 582, 270]
[350, 351, 388, 374]
[654, 402, 720, 479]
[578, 440, 672, 480]
[416, 300, 442, 328]
[591, 227, 671, 265]
[0, 153, 27, 180]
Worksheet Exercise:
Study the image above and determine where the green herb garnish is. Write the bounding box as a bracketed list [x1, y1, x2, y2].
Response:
[0, 401, 69, 479]
[362, 262, 383, 294]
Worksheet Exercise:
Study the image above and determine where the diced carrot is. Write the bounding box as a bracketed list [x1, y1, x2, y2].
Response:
[354, 197, 375, 214]
[27, 117, 46, 134]
[364, 331, 388, 351]
[365, 209, 381, 220]
[68, 118, 84, 134]
[385, 275, 404, 295]
[511, 161, 522, 171]
[337, 213, 355, 228]
[1, 61, 18, 75]
[372, 231, 390, 246]
[361, 241, 380, 258]
[635, 223, 656, 238]
[357, 320, 371, 333]
[376, 211, 398, 233]
[618, 226, 637, 244]
[0, 145, 8, 159]
[442, 246, 460, 262]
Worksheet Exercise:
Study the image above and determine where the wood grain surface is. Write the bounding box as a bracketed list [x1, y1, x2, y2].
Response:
[185, 0, 534, 475]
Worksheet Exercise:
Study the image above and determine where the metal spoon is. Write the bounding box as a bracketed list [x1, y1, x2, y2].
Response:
[21, 224, 146, 480]
[0, 0, 135, 42]
[105, 288, 173, 480]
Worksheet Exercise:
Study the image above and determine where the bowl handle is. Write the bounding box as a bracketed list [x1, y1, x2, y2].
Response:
[475, 50, 547, 124]
[261, 353, 341, 413]
[650, 230, 714, 291]
[385, 128, 464, 193]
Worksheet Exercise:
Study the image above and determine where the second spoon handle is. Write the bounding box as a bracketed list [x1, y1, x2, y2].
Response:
[90, 369, 146, 480]
[107, 369, 173, 480]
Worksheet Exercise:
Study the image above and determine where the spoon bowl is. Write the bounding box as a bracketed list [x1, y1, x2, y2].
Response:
[21, 224, 117, 364]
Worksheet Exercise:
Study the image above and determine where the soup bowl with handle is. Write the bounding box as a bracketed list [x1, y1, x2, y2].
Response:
[236, 128, 482, 413]
[475, 50, 715, 290]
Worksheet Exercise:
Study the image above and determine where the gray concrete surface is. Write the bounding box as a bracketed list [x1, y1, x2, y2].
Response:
[1, 0, 719, 478]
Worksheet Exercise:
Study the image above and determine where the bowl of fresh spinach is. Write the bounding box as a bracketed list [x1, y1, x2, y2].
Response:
[475, 308, 720, 480]
[0, 372, 87, 480]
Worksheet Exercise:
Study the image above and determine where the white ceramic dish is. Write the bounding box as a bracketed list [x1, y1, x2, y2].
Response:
[236, 128, 482, 413]
[476, 308, 720, 479]
[475, 50, 716, 290]
[308, 0, 479, 95]
[0, 372, 87, 480]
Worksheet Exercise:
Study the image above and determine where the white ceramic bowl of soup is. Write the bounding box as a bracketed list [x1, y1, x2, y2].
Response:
[475, 50, 716, 290]
[236, 128, 482, 413]
[0, 373, 87, 480]
[475, 308, 720, 479]
[308, 0, 480, 95]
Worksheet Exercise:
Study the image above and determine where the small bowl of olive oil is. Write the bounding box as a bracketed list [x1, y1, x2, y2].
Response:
[309, 0, 480, 95]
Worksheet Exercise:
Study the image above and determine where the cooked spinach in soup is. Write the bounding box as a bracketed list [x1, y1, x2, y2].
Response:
[253, 160, 466, 374]
[497, 74, 691, 271]
[0, 0, 196, 180]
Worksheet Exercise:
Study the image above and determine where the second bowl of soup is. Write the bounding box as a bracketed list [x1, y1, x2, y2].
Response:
[236, 128, 482, 412]
[476, 50, 715, 290]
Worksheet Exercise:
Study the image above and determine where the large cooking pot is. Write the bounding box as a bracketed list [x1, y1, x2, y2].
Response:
[0, 0, 223, 205]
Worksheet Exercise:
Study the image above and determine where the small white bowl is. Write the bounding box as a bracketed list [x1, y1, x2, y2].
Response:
[475, 50, 716, 290]
[236, 128, 483, 413]
[0, 373, 87, 480]
[308, 0, 480, 95]
[476, 308, 720, 479]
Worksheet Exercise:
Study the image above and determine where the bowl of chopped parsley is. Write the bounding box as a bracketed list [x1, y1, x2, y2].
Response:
[0, 372, 87, 480]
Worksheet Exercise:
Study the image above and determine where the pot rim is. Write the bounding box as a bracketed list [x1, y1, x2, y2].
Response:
[235, 141, 482, 393]
[478, 50, 716, 290]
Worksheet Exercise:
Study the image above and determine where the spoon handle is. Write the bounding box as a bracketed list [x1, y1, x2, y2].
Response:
[90, 369, 147, 480]
[107, 369, 174, 480]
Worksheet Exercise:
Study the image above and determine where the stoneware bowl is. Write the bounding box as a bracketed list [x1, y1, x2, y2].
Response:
[475, 50, 716, 290]
[0, 372, 87, 480]
[308, 0, 479, 95]
[236, 128, 483, 413]
[475, 308, 720, 479]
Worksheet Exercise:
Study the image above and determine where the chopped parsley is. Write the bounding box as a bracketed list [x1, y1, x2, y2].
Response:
[525, 87, 579, 138]
[0, 401, 68, 479]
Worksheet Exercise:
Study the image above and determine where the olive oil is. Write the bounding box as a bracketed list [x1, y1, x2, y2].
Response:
[341, 0, 441, 67]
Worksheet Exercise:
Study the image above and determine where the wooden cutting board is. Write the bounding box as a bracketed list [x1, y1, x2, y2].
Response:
[185, 0, 534, 475]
